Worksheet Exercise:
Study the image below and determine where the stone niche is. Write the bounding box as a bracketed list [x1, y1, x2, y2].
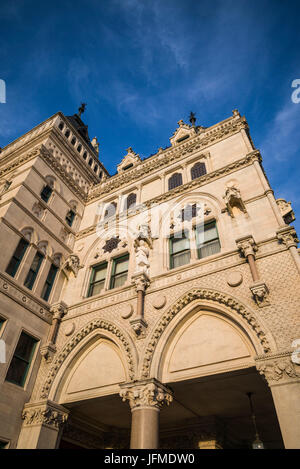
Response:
[162, 311, 255, 382]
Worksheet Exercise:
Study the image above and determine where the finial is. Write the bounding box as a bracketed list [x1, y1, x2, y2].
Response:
[189, 111, 196, 127]
[78, 103, 87, 117]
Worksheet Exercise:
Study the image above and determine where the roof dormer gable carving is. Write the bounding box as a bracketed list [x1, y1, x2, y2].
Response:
[170, 120, 196, 147]
[117, 147, 141, 174]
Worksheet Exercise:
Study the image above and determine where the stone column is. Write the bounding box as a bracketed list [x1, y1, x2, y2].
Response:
[17, 400, 69, 449]
[256, 352, 300, 449]
[130, 272, 150, 338]
[236, 235, 269, 307]
[276, 226, 300, 275]
[120, 379, 173, 449]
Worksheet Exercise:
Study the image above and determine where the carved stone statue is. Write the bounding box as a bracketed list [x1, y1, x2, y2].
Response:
[134, 239, 150, 275]
[63, 254, 82, 277]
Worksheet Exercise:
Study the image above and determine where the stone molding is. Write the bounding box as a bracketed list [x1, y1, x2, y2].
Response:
[119, 378, 173, 410]
[40, 318, 136, 398]
[276, 226, 299, 249]
[141, 288, 271, 378]
[236, 235, 258, 258]
[255, 351, 300, 386]
[21, 400, 69, 430]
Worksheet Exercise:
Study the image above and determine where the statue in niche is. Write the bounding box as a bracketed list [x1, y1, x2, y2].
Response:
[134, 238, 150, 276]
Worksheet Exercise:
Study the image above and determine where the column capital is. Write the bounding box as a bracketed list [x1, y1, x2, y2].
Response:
[255, 351, 300, 387]
[21, 400, 69, 430]
[131, 272, 150, 292]
[276, 226, 299, 249]
[50, 301, 68, 320]
[250, 281, 270, 308]
[236, 235, 258, 258]
[120, 379, 173, 410]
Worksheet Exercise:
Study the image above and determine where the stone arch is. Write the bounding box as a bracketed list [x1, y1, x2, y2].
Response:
[141, 288, 276, 380]
[40, 318, 138, 401]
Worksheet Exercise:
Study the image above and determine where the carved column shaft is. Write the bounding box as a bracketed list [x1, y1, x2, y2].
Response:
[120, 379, 173, 449]
[236, 235, 259, 282]
[247, 254, 260, 282]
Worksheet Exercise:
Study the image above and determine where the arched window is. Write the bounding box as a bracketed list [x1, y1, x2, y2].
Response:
[126, 193, 136, 210]
[104, 202, 117, 219]
[58, 122, 64, 131]
[191, 162, 206, 180]
[66, 209, 76, 227]
[65, 129, 70, 138]
[168, 173, 183, 191]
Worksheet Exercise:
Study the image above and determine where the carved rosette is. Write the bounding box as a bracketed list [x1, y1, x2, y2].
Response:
[250, 281, 270, 308]
[236, 235, 258, 258]
[21, 401, 69, 430]
[276, 226, 299, 249]
[120, 379, 173, 410]
[256, 352, 300, 386]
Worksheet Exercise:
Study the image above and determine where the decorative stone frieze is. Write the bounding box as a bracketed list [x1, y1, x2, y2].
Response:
[21, 401, 69, 429]
[255, 351, 300, 386]
[119, 379, 173, 410]
[250, 281, 270, 308]
[236, 235, 258, 258]
[276, 226, 299, 249]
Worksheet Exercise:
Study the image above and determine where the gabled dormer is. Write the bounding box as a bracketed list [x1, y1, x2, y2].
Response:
[117, 147, 142, 173]
[169, 120, 197, 147]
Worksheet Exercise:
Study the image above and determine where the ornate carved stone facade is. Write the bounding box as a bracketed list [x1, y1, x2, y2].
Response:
[0, 109, 299, 449]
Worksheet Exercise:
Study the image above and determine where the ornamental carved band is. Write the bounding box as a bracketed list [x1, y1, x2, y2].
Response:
[120, 380, 173, 410]
[22, 403, 68, 429]
[40, 319, 136, 399]
[236, 235, 258, 258]
[141, 288, 271, 378]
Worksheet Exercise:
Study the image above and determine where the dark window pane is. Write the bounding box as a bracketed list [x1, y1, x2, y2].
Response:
[168, 173, 183, 190]
[5, 238, 29, 277]
[170, 234, 190, 269]
[196, 221, 221, 259]
[24, 252, 44, 290]
[41, 264, 58, 301]
[88, 263, 107, 297]
[126, 193, 136, 210]
[5, 333, 37, 387]
[110, 256, 129, 289]
[191, 162, 206, 180]
[66, 210, 75, 227]
[104, 202, 117, 219]
[40, 185, 52, 202]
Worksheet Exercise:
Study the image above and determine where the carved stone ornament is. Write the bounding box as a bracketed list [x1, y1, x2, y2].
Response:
[40, 343, 57, 363]
[22, 401, 69, 429]
[50, 302, 68, 320]
[226, 271, 243, 287]
[121, 303, 134, 319]
[129, 317, 148, 339]
[223, 185, 247, 217]
[276, 198, 295, 224]
[152, 295, 167, 309]
[103, 236, 121, 253]
[236, 235, 258, 258]
[276, 226, 299, 249]
[131, 272, 150, 292]
[133, 225, 152, 276]
[256, 352, 300, 386]
[250, 281, 270, 308]
[63, 254, 82, 277]
[119, 379, 173, 410]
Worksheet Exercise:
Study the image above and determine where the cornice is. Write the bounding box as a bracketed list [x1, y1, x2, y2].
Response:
[76, 150, 261, 240]
[88, 115, 250, 202]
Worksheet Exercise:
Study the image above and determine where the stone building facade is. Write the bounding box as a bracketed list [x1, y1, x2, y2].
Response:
[0, 109, 299, 449]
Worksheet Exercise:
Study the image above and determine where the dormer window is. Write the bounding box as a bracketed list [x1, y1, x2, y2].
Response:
[177, 134, 189, 143]
[58, 122, 64, 131]
[123, 163, 134, 171]
[168, 173, 183, 191]
[66, 209, 76, 227]
[191, 162, 206, 180]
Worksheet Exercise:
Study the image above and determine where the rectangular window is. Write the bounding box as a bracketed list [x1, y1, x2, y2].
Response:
[41, 264, 58, 301]
[5, 238, 29, 278]
[110, 255, 129, 289]
[5, 332, 38, 387]
[40, 185, 52, 203]
[196, 221, 221, 259]
[23, 251, 44, 290]
[170, 234, 190, 269]
[88, 263, 107, 297]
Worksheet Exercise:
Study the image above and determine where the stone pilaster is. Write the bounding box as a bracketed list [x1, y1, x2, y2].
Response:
[255, 351, 300, 448]
[120, 379, 173, 449]
[17, 400, 69, 449]
[40, 302, 68, 362]
[130, 272, 150, 338]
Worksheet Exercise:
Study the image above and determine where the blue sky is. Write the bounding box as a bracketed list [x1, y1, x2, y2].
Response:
[0, 0, 300, 232]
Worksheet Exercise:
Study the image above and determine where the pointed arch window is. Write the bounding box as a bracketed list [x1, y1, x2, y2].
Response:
[191, 162, 206, 180]
[168, 173, 183, 191]
[104, 202, 117, 219]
